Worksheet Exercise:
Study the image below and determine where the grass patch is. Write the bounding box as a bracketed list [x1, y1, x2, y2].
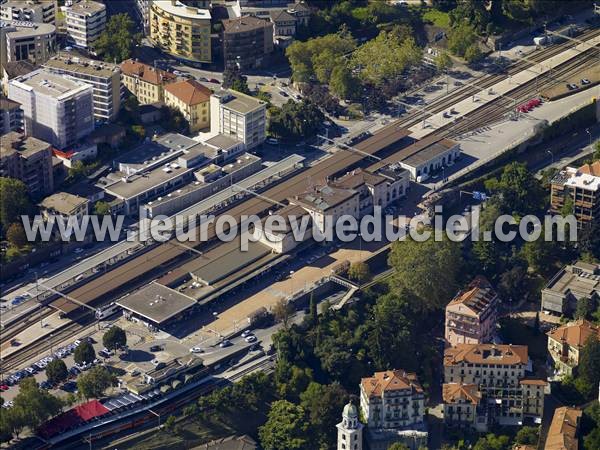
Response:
[422, 9, 451, 29]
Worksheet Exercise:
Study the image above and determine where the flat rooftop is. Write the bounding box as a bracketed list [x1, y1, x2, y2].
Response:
[1, 20, 55, 37]
[212, 89, 265, 115]
[222, 153, 261, 174]
[205, 133, 241, 151]
[104, 162, 191, 200]
[191, 238, 271, 286]
[152, 0, 211, 20]
[13, 68, 90, 99]
[44, 52, 119, 78]
[116, 282, 196, 325]
[1, 131, 50, 158]
[66, 0, 105, 16]
[401, 138, 457, 167]
[40, 192, 88, 215]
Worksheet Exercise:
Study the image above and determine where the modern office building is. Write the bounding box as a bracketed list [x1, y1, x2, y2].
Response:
[0, 95, 23, 133]
[65, 0, 106, 49]
[44, 52, 122, 122]
[541, 261, 600, 316]
[120, 59, 177, 105]
[8, 68, 94, 149]
[163, 79, 211, 132]
[0, 20, 56, 67]
[1, 0, 56, 24]
[443, 344, 547, 430]
[551, 162, 600, 229]
[149, 0, 212, 64]
[445, 276, 499, 347]
[210, 88, 266, 150]
[0, 131, 54, 197]
[222, 15, 273, 70]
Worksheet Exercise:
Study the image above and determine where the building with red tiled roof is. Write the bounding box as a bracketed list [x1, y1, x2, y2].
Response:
[442, 383, 481, 428]
[445, 276, 499, 347]
[120, 59, 177, 105]
[545, 406, 582, 450]
[164, 79, 212, 132]
[359, 369, 425, 431]
[547, 319, 600, 376]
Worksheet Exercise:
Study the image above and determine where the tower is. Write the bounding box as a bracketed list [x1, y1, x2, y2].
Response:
[337, 401, 363, 450]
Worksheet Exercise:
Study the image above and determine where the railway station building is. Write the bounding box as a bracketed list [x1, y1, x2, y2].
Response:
[117, 282, 197, 331]
[395, 136, 460, 181]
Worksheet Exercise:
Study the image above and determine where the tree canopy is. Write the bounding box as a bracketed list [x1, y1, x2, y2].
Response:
[77, 366, 116, 399]
[73, 341, 96, 365]
[103, 326, 127, 351]
[94, 13, 141, 63]
[0, 177, 31, 233]
[45, 359, 68, 385]
[268, 100, 325, 141]
[259, 400, 309, 450]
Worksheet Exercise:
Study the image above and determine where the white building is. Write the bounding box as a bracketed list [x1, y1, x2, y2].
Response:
[210, 89, 267, 150]
[8, 68, 94, 149]
[1, 0, 56, 24]
[0, 20, 56, 67]
[397, 135, 461, 182]
[337, 402, 363, 450]
[65, 0, 106, 49]
[135, 0, 149, 34]
[43, 52, 122, 122]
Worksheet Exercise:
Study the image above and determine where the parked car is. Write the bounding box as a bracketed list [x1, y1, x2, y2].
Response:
[279, 90, 289, 97]
[566, 83, 578, 90]
[198, 76, 208, 82]
[581, 78, 591, 85]
[244, 335, 257, 343]
[0, 385, 9, 391]
[266, 137, 279, 145]
[241, 330, 252, 338]
[69, 367, 80, 377]
[40, 380, 52, 390]
[74, 248, 83, 254]
[149, 345, 163, 352]
[190, 347, 203, 353]
[219, 340, 232, 348]
[209, 78, 220, 84]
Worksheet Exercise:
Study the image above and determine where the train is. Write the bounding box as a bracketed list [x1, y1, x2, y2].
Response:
[95, 302, 121, 320]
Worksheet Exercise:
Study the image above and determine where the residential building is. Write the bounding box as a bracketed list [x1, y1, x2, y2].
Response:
[43, 52, 122, 122]
[541, 261, 600, 316]
[222, 16, 273, 70]
[149, 0, 212, 64]
[445, 276, 499, 347]
[135, 0, 150, 34]
[52, 141, 97, 168]
[1, 60, 38, 95]
[360, 369, 426, 430]
[444, 344, 547, 430]
[336, 402, 363, 450]
[8, 68, 94, 149]
[551, 162, 600, 228]
[395, 135, 461, 181]
[39, 191, 89, 224]
[287, 1, 310, 26]
[544, 406, 582, 450]
[163, 79, 211, 132]
[0, 131, 53, 197]
[269, 8, 297, 47]
[120, 59, 177, 105]
[0, 95, 23, 133]
[210, 89, 266, 150]
[1, 0, 56, 24]
[65, 0, 106, 49]
[547, 319, 600, 376]
[0, 20, 56, 67]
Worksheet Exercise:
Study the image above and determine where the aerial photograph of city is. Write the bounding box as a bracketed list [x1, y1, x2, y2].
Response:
[0, 0, 599, 449]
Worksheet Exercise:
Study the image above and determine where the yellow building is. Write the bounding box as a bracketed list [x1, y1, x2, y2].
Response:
[120, 59, 177, 105]
[163, 79, 211, 132]
[150, 0, 212, 64]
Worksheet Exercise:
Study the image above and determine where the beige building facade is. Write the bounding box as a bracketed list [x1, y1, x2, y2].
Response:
[121, 59, 177, 105]
[163, 79, 211, 132]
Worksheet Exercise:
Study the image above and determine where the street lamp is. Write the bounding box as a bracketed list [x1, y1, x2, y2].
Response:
[585, 128, 592, 147]
[546, 150, 554, 164]
[289, 270, 294, 298]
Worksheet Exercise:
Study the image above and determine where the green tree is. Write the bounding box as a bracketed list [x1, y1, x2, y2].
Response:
[273, 298, 293, 329]
[45, 359, 68, 385]
[223, 66, 250, 94]
[6, 223, 27, 248]
[163, 415, 177, 433]
[472, 433, 511, 450]
[93, 201, 111, 216]
[388, 230, 462, 312]
[388, 444, 410, 450]
[309, 292, 318, 325]
[300, 382, 347, 449]
[94, 13, 141, 62]
[584, 427, 600, 450]
[593, 140, 600, 161]
[329, 64, 359, 100]
[447, 22, 478, 58]
[435, 51, 453, 72]
[464, 44, 482, 63]
[576, 297, 595, 320]
[77, 366, 116, 399]
[102, 326, 127, 351]
[351, 32, 421, 85]
[11, 378, 63, 431]
[521, 232, 557, 275]
[561, 195, 574, 217]
[0, 177, 31, 232]
[579, 334, 600, 389]
[162, 106, 188, 133]
[515, 426, 539, 445]
[484, 162, 545, 216]
[259, 400, 309, 450]
[73, 341, 96, 365]
[268, 100, 325, 141]
[348, 261, 371, 284]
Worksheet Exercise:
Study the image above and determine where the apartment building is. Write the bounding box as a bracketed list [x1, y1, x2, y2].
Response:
[0, 20, 56, 67]
[0, 96, 23, 133]
[1, 0, 56, 24]
[551, 162, 600, 228]
[120, 59, 177, 105]
[222, 16, 273, 70]
[136, 0, 150, 34]
[541, 261, 600, 316]
[8, 68, 94, 149]
[210, 89, 266, 150]
[43, 52, 122, 122]
[39, 191, 89, 223]
[269, 9, 296, 47]
[163, 79, 211, 132]
[1, 60, 37, 95]
[445, 276, 499, 347]
[443, 344, 547, 430]
[0, 131, 53, 197]
[149, 0, 212, 64]
[547, 319, 600, 376]
[360, 370, 425, 431]
[65, 0, 106, 49]
[544, 407, 582, 450]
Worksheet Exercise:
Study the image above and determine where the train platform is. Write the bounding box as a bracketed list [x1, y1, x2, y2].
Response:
[409, 34, 600, 139]
[0, 311, 70, 360]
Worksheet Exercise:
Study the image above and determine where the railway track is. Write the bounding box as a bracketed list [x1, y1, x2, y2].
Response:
[3, 29, 598, 374]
